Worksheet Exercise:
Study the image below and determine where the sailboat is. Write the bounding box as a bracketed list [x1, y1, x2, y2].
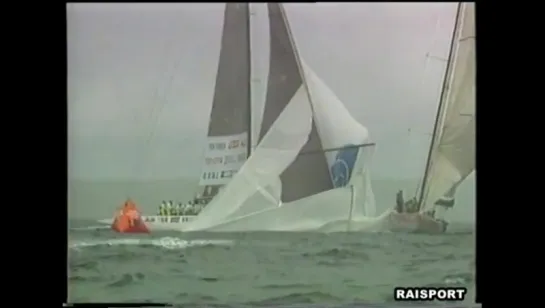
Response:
[98, 3, 254, 231]
[179, 3, 378, 233]
[386, 2, 475, 234]
[100, 3, 378, 233]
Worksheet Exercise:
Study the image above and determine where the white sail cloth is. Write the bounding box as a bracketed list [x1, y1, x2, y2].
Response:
[182, 62, 377, 232]
[180, 3, 378, 232]
[419, 2, 475, 216]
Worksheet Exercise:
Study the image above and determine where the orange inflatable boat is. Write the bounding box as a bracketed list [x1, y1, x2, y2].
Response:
[111, 199, 150, 233]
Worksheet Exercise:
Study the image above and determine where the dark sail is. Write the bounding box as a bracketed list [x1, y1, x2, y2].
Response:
[199, 3, 251, 202]
[258, 3, 333, 203]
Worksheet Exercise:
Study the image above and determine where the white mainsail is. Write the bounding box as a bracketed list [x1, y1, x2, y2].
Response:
[182, 3, 377, 232]
[417, 2, 475, 218]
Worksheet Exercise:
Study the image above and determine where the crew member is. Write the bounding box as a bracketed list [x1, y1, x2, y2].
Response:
[123, 198, 135, 209]
[176, 202, 183, 216]
[438, 219, 449, 233]
[187, 203, 197, 216]
[424, 209, 436, 218]
[182, 201, 192, 216]
[171, 200, 178, 215]
[164, 201, 171, 216]
[405, 198, 418, 213]
[163, 201, 169, 215]
[174, 201, 181, 216]
[395, 190, 404, 213]
[160, 201, 167, 216]
[194, 193, 202, 205]
[122, 199, 138, 226]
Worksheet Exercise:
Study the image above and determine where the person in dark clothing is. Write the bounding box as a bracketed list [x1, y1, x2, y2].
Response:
[438, 219, 449, 233]
[395, 190, 404, 213]
[185, 205, 195, 216]
[424, 209, 436, 218]
[405, 197, 418, 213]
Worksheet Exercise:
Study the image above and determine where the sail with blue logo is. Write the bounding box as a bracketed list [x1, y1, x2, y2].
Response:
[183, 3, 378, 232]
[330, 145, 359, 188]
[302, 61, 377, 220]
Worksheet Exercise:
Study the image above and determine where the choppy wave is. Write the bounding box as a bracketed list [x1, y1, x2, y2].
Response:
[68, 225, 476, 305]
[70, 225, 111, 231]
[69, 237, 234, 250]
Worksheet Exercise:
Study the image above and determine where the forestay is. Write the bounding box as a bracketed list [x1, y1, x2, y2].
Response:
[183, 3, 376, 232]
[418, 2, 475, 216]
[198, 3, 252, 200]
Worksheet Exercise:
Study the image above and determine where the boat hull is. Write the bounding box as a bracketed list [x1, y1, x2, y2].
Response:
[386, 210, 447, 234]
[98, 215, 198, 231]
[98, 211, 446, 234]
[112, 218, 150, 233]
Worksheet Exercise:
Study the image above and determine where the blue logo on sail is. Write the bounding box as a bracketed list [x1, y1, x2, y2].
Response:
[330, 144, 359, 188]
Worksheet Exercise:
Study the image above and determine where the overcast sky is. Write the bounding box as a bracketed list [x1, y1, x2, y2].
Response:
[67, 3, 462, 181]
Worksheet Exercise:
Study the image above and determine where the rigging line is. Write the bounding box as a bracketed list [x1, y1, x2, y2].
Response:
[410, 129, 433, 197]
[93, 8, 154, 153]
[412, 12, 444, 200]
[81, 11, 144, 186]
[129, 19, 181, 184]
[413, 15, 441, 199]
[416, 3, 463, 210]
[139, 19, 178, 132]
[139, 57, 183, 179]
[134, 72, 177, 180]
[122, 8, 152, 132]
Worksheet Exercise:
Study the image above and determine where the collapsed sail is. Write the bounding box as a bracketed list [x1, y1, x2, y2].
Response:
[188, 61, 377, 232]
[183, 3, 376, 232]
[418, 2, 475, 215]
[197, 3, 252, 202]
[258, 3, 333, 203]
[185, 3, 314, 230]
[302, 62, 377, 219]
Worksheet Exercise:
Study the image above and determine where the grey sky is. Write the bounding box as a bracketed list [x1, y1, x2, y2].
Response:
[68, 3, 462, 181]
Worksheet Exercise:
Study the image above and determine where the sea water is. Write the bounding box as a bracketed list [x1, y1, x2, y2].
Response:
[68, 178, 476, 305]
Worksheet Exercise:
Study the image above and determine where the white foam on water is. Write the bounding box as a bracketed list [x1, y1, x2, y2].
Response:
[69, 225, 111, 231]
[68, 237, 234, 251]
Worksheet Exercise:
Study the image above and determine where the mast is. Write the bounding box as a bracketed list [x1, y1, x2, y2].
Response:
[416, 3, 463, 209]
[347, 184, 355, 232]
[246, 4, 252, 158]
